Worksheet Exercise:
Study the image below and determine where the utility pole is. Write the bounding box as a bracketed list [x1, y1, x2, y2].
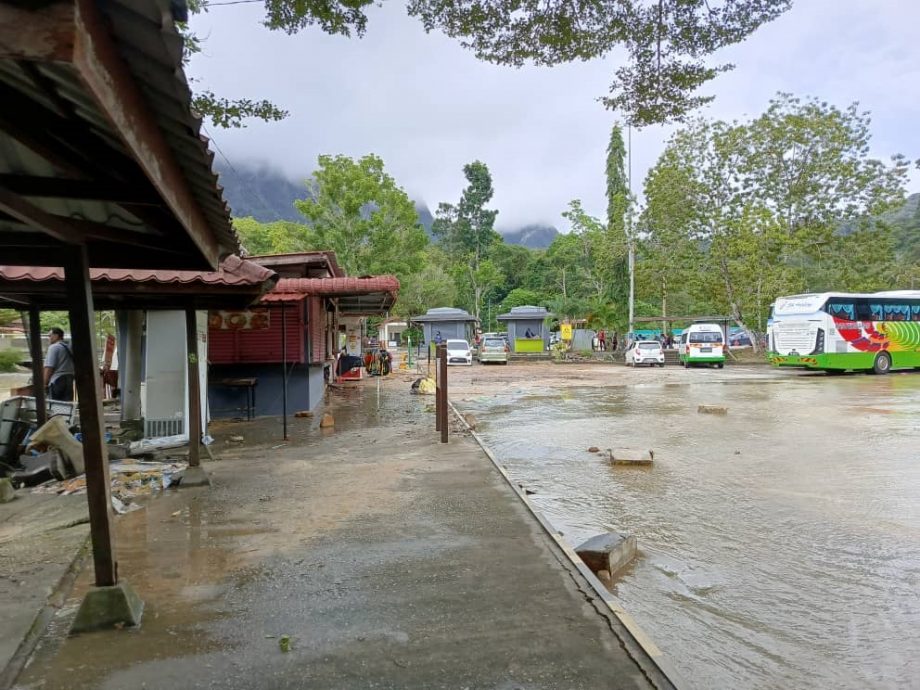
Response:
[627, 124, 635, 339]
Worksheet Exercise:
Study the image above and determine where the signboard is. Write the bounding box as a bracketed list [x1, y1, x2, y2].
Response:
[560, 323, 573, 341]
[208, 309, 271, 330]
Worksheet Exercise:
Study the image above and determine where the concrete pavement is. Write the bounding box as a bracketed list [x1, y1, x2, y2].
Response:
[11, 382, 675, 689]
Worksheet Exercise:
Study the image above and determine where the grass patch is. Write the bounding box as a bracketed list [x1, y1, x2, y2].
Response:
[0, 348, 25, 372]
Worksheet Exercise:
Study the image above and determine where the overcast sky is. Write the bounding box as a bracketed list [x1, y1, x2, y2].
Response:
[188, 0, 920, 232]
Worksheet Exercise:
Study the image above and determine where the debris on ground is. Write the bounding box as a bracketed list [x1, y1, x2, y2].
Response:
[462, 413, 478, 430]
[279, 635, 291, 653]
[28, 460, 187, 513]
[29, 416, 85, 477]
[412, 378, 436, 395]
[128, 434, 190, 456]
[587, 446, 600, 453]
[320, 413, 335, 428]
[294, 411, 313, 418]
[698, 405, 728, 415]
[0, 477, 14, 503]
[229, 435, 245, 444]
[606, 448, 654, 466]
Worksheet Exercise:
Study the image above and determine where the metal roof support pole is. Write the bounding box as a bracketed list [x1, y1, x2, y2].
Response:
[281, 301, 288, 441]
[182, 308, 209, 487]
[26, 306, 47, 426]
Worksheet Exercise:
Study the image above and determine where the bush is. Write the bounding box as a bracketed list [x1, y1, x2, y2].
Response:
[0, 348, 25, 373]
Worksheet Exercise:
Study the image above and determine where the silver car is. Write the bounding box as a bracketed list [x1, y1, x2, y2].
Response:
[478, 337, 509, 364]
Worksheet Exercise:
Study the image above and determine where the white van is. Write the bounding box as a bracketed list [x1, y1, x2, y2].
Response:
[678, 323, 726, 368]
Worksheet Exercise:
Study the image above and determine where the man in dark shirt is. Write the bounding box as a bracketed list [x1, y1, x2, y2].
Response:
[43, 327, 74, 401]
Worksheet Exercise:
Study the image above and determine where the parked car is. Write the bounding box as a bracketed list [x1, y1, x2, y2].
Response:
[478, 337, 509, 365]
[446, 339, 473, 365]
[625, 340, 665, 367]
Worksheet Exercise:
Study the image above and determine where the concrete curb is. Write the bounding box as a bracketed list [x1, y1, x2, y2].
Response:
[0, 535, 91, 690]
[448, 399, 691, 690]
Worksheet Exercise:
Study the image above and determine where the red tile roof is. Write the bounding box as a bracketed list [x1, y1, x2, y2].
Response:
[270, 276, 400, 298]
[0, 255, 275, 287]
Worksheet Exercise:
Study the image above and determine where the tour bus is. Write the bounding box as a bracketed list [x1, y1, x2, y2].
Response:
[768, 291, 920, 374]
[678, 323, 726, 368]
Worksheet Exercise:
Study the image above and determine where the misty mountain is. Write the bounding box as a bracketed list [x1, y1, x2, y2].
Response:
[215, 160, 306, 223]
[215, 160, 559, 249]
[500, 224, 559, 249]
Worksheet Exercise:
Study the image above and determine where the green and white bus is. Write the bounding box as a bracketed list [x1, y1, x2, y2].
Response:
[768, 291, 920, 374]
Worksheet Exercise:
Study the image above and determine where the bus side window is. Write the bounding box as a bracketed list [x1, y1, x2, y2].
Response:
[828, 302, 855, 320]
[883, 304, 909, 321]
[912, 305, 920, 322]
[869, 304, 883, 321]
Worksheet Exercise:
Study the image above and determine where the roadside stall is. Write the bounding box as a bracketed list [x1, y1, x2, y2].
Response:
[498, 306, 551, 353]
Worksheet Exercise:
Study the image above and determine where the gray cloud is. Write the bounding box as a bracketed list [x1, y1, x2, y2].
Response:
[189, 0, 920, 231]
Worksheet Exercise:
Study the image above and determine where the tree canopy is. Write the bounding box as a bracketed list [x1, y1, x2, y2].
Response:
[185, 0, 793, 127]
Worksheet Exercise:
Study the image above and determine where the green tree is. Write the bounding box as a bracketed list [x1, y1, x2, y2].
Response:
[604, 124, 630, 320]
[185, 0, 791, 128]
[234, 217, 316, 255]
[295, 154, 429, 281]
[393, 247, 458, 318]
[643, 94, 910, 348]
[432, 161, 503, 319]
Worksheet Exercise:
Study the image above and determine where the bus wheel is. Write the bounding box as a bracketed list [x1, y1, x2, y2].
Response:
[716, 362, 724, 369]
[872, 352, 892, 375]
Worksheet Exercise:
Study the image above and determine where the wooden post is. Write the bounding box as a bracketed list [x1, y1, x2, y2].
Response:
[439, 344, 448, 444]
[63, 245, 116, 587]
[185, 309, 201, 468]
[434, 343, 441, 433]
[281, 301, 288, 441]
[26, 307, 47, 426]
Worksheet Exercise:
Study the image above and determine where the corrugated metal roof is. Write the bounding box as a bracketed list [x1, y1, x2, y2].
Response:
[0, 0, 238, 268]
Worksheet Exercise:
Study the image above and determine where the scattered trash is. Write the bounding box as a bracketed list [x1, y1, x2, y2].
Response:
[271, 444, 287, 450]
[587, 446, 600, 453]
[294, 411, 313, 418]
[698, 405, 728, 415]
[320, 413, 335, 429]
[171, 510, 182, 517]
[29, 416, 85, 477]
[414, 378, 436, 395]
[202, 435, 214, 446]
[462, 413, 478, 430]
[128, 434, 190, 456]
[229, 435, 245, 444]
[279, 635, 291, 653]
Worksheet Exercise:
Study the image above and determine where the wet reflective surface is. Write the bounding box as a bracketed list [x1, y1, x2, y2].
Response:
[466, 369, 920, 689]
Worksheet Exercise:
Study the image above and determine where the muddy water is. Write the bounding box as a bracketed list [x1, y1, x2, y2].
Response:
[467, 370, 920, 689]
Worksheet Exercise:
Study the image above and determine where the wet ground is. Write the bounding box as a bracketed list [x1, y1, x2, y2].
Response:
[12, 382, 667, 690]
[453, 363, 920, 689]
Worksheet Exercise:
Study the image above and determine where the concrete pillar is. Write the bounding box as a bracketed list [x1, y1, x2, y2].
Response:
[119, 310, 143, 423]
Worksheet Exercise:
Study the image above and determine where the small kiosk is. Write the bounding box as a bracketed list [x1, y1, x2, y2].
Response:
[498, 306, 551, 353]
[411, 307, 478, 352]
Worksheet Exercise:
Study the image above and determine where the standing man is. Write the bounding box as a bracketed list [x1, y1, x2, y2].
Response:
[44, 327, 74, 401]
[598, 329, 607, 351]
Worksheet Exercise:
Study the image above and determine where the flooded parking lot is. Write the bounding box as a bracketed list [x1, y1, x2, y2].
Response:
[453, 364, 920, 689]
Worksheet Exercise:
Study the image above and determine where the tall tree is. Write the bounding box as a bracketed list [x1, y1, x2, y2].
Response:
[605, 124, 630, 321]
[185, 0, 792, 128]
[432, 161, 503, 319]
[295, 154, 428, 281]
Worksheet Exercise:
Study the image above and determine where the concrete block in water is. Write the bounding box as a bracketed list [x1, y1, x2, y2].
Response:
[607, 448, 654, 465]
[698, 405, 728, 415]
[70, 581, 144, 633]
[576, 532, 637, 576]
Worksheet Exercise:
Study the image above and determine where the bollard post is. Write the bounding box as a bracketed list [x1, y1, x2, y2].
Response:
[439, 344, 448, 444]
